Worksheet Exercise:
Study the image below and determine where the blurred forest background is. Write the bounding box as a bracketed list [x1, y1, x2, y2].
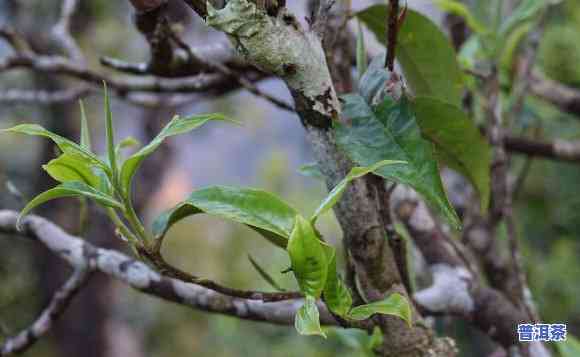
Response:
[0, 0, 579, 356]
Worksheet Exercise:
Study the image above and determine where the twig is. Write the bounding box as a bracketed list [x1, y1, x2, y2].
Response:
[530, 71, 580, 119]
[0, 87, 90, 104]
[0, 268, 91, 356]
[171, 33, 294, 112]
[385, 0, 400, 71]
[52, 0, 84, 64]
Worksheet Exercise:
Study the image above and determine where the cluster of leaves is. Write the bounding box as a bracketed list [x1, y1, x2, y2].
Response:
[3, 85, 412, 338]
[353, 4, 491, 226]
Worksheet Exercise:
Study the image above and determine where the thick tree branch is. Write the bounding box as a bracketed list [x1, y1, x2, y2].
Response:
[530, 71, 580, 118]
[0, 211, 364, 329]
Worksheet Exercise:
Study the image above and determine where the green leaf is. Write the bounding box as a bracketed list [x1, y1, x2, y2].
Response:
[248, 254, 286, 292]
[335, 95, 460, 229]
[79, 100, 91, 151]
[311, 160, 403, 224]
[358, 54, 389, 105]
[433, 0, 488, 34]
[287, 215, 328, 298]
[411, 97, 491, 211]
[298, 163, 325, 181]
[356, 21, 368, 79]
[295, 295, 326, 338]
[42, 153, 100, 188]
[2, 124, 108, 173]
[18, 181, 123, 226]
[557, 334, 580, 357]
[329, 327, 382, 356]
[348, 293, 412, 326]
[357, 5, 464, 107]
[152, 185, 299, 248]
[103, 83, 118, 182]
[120, 113, 231, 196]
[321, 243, 352, 317]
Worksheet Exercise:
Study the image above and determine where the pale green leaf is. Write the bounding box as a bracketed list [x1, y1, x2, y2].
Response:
[311, 160, 403, 224]
[321, 243, 352, 317]
[79, 100, 91, 151]
[152, 185, 299, 248]
[348, 293, 412, 326]
[103, 83, 118, 181]
[18, 181, 123, 226]
[42, 153, 100, 188]
[120, 113, 232, 196]
[2, 124, 108, 173]
[298, 163, 324, 181]
[295, 295, 326, 338]
[288, 215, 328, 298]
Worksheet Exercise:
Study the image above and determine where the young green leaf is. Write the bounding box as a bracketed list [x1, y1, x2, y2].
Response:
[311, 160, 403, 224]
[115, 136, 140, 162]
[42, 153, 100, 188]
[248, 254, 286, 292]
[287, 215, 328, 298]
[358, 54, 390, 105]
[499, 0, 549, 38]
[79, 100, 92, 151]
[103, 83, 118, 182]
[2, 124, 109, 173]
[120, 113, 232, 196]
[357, 5, 464, 107]
[18, 181, 123, 226]
[321, 244, 352, 317]
[356, 21, 368, 79]
[335, 95, 460, 229]
[295, 295, 326, 338]
[347, 293, 412, 326]
[411, 97, 491, 211]
[152, 185, 299, 248]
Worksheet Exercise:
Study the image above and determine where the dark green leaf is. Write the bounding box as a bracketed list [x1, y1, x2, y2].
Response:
[79, 100, 91, 151]
[248, 254, 286, 292]
[295, 295, 326, 338]
[18, 181, 123, 226]
[348, 293, 412, 325]
[321, 243, 352, 317]
[357, 5, 464, 106]
[288, 215, 328, 298]
[152, 185, 299, 248]
[411, 97, 491, 211]
[42, 153, 100, 188]
[120, 113, 232, 196]
[335, 95, 460, 229]
[311, 160, 402, 224]
[2, 124, 108, 173]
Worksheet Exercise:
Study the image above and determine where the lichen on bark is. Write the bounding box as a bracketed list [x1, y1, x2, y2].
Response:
[205, 0, 340, 117]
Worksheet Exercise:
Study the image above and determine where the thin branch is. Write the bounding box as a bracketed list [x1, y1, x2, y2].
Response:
[52, 0, 84, 64]
[0, 210, 370, 330]
[0, 268, 91, 356]
[385, 0, 400, 71]
[530, 71, 580, 119]
[0, 26, 33, 55]
[0, 87, 90, 104]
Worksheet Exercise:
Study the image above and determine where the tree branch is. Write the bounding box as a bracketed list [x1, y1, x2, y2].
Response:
[530, 71, 580, 119]
[0, 268, 91, 356]
[0, 210, 367, 330]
